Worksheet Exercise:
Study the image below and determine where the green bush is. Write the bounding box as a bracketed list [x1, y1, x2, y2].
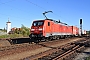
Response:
[14, 24, 30, 37]
[21, 24, 30, 36]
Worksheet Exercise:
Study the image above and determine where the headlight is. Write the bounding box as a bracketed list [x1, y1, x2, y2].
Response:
[31, 29, 35, 31]
[39, 28, 43, 30]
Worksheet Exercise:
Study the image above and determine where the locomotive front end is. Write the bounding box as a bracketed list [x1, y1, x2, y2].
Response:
[29, 20, 44, 39]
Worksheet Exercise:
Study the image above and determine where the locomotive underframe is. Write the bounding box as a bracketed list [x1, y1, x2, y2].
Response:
[29, 33, 76, 43]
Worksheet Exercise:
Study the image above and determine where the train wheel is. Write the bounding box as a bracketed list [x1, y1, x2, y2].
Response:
[45, 39, 48, 42]
[49, 36, 53, 41]
[57, 37, 59, 40]
[29, 42, 32, 44]
[34, 39, 39, 44]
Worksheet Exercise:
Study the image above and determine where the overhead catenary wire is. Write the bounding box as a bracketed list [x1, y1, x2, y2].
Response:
[25, 0, 62, 18]
[0, 0, 14, 5]
[0, 0, 40, 29]
[0, 0, 69, 25]
[25, 0, 46, 10]
[0, 0, 36, 21]
[0, 0, 35, 15]
[25, 0, 69, 25]
[0, 0, 63, 20]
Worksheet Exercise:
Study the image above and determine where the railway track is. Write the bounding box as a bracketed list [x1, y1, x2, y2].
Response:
[0, 43, 42, 57]
[0, 37, 88, 60]
[0, 37, 69, 58]
[22, 37, 90, 60]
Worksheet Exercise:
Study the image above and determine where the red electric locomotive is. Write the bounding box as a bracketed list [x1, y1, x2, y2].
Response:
[29, 19, 79, 43]
[29, 11, 79, 43]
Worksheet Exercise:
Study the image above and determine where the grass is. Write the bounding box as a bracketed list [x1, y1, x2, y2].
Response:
[0, 34, 24, 39]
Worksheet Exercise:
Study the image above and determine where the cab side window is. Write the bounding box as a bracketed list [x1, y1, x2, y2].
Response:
[48, 22, 50, 26]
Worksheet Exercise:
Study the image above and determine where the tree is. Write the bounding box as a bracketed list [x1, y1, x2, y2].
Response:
[13, 24, 30, 37]
[21, 24, 30, 36]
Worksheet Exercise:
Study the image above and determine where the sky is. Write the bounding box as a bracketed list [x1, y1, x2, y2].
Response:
[0, 0, 90, 31]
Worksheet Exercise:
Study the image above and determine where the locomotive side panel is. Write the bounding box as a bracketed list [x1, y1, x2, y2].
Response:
[52, 23, 60, 35]
[44, 20, 61, 37]
[43, 20, 54, 37]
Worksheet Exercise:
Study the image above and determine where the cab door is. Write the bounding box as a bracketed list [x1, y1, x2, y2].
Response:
[48, 22, 50, 32]
[45, 21, 52, 37]
[48, 22, 52, 35]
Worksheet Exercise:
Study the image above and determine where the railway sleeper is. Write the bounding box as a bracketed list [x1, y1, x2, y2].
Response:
[62, 44, 75, 51]
[76, 46, 85, 53]
[22, 38, 89, 60]
[53, 45, 80, 60]
[55, 49, 77, 60]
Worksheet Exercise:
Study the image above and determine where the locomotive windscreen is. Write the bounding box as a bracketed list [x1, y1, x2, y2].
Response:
[33, 21, 44, 26]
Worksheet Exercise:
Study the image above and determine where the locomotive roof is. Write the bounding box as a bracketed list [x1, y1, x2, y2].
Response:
[33, 19, 73, 26]
[34, 19, 60, 23]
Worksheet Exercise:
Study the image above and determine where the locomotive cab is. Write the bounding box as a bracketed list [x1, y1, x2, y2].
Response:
[29, 19, 53, 40]
[29, 20, 45, 40]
